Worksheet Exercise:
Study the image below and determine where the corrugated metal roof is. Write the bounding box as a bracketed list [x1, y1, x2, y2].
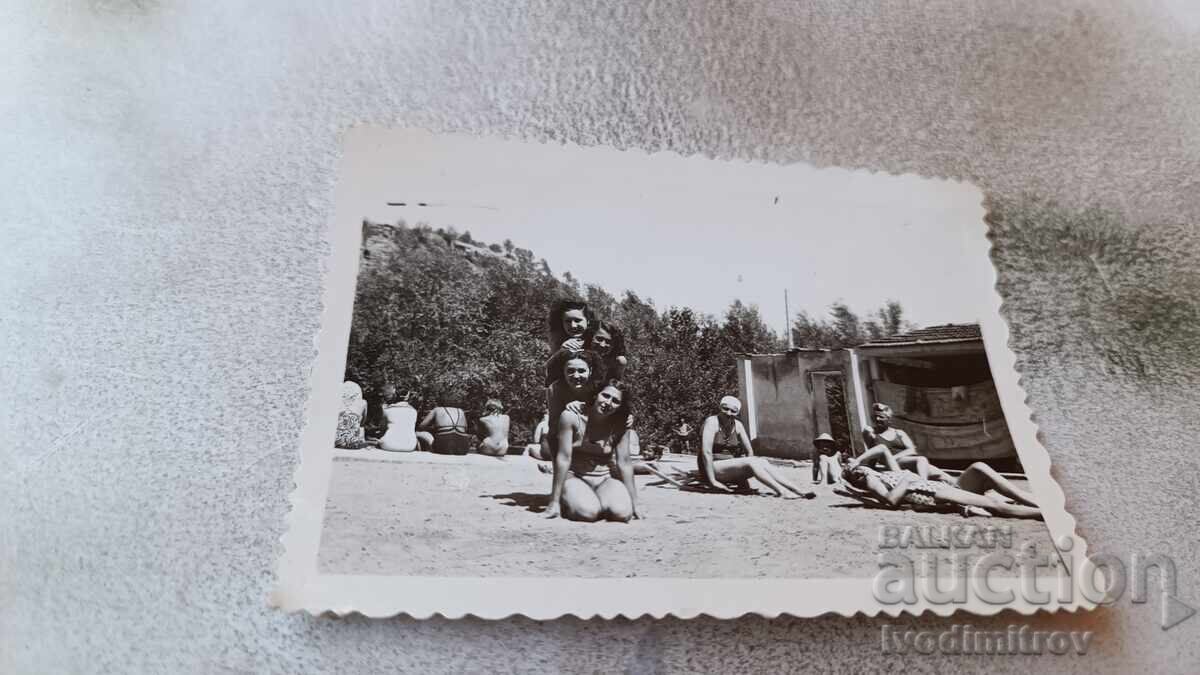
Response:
[857, 323, 981, 348]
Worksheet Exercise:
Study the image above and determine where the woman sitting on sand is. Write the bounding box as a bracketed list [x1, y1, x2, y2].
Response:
[377, 388, 418, 452]
[335, 381, 369, 450]
[838, 447, 1041, 519]
[415, 397, 472, 455]
[545, 380, 641, 522]
[859, 402, 949, 481]
[695, 396, 815, 499]
[476, 399, 511, 457]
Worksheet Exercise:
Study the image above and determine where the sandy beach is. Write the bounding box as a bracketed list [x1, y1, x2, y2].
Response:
[317, 450, 1057, 579]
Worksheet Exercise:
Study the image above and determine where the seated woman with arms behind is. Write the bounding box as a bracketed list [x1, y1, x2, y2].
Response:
[476, 399, 511, 457]
[545, 381, 642, 522]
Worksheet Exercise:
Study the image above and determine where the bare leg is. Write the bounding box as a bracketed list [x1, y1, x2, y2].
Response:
[714, 458, 814, 498]
[594, 478, 633, 522]
[477, 439, 508, 457]
[819, 454, 843, 484]
[854, 444, 892, 467]
[935, 484, 1042, 519]
[898, 455, 931, 480]
[752, 458, 816, 498]
[560, 476, 602, 522]
[956, 463, 1039, 507]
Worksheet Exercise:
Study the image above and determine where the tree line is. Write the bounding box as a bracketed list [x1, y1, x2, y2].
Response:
[346, 221, 912, 445]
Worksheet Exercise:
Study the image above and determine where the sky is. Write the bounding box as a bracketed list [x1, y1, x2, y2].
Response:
[346, 129, 989, 334]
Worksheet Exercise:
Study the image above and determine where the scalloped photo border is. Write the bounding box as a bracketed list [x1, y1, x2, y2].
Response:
[272, 127, 1092, 619]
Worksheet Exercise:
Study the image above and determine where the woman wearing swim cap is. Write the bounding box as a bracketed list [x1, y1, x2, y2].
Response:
[696, 396, 815, 499]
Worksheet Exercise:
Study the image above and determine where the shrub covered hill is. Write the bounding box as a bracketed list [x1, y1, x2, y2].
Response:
[346, 220, 789, 445]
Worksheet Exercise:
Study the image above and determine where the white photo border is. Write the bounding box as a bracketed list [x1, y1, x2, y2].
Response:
[272, 127, 1093, 619]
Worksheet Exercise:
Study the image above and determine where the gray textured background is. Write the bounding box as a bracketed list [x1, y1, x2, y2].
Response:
[3, 1, 1199, 672]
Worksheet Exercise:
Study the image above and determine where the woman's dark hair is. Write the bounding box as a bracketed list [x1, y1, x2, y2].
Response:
[586, 320, 626, 357]
[591, 378, 634, 436]
[547, 299, 595, 346]
[559, 350, 604, 385]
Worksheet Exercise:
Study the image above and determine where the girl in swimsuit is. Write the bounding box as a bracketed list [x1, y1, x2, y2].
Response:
[544, 299, 595, 386]
[695, 396, 815, 499]
[541, 351, 603, 459]
[545, 381, 641, 522]
[839, 447, 1041, 519]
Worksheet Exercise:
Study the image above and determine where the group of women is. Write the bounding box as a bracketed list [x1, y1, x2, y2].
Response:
[539, 300, 822, 523]
[536, 299, 1043, 523]
[335, 383, 511, 457]
[338, 299, 1043, 524]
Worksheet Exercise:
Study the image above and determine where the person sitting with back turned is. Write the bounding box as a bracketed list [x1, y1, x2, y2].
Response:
[415, 393, 472, 455]
[525, 409, 551, 458]
[335, 381, 370, 450]
[363, 383, 393, 441]
[378, 387, 418, 452]
[476, 399, 511, 457]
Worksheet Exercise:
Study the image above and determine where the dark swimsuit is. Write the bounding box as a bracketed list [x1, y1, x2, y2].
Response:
[696, 420, 746, 479]
[431, 408, 472, 455]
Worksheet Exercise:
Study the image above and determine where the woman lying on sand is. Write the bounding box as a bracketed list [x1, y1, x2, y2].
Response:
[692, 396, 815, 499]
[545, 381, 641, 522]
[838, 448, 1041, 519]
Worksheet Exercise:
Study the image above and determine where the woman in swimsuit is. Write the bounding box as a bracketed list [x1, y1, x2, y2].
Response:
[696, 396, 815, 499]
[545, 381, 641, 522]
[859, 402, 949, 481]
[540, 351, 604, 459]
[544, 299, 595, 386]
[476, 399, 511, 457]
[415, 397, 471, 454]
[839, 447, 1041, 519]
[334, 381, 369, 449]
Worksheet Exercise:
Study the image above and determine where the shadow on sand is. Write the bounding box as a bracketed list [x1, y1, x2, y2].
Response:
[484, 491, 550, 513]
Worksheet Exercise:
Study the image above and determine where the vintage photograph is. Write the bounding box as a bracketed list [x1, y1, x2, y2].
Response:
[274, 129, 1085, 618]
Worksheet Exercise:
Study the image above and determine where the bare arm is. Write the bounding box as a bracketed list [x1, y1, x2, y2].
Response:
[883, 474, 912, 506]
[546, 411, 578, 518]
[892, 429, 917, 457]
[862, 427, 878, 447]
[615, 430, 641, 519]
[417, 409, 436, 431]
